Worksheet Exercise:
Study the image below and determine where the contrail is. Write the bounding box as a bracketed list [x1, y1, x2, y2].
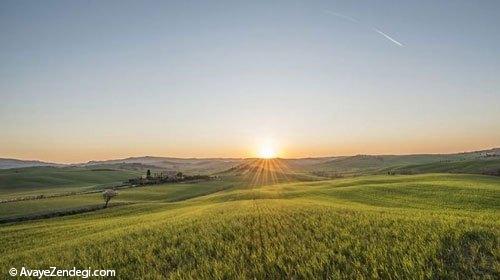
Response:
[323, 10, 404, 47]
[373, 28, 404, 46]
[324, 10, 359, 23]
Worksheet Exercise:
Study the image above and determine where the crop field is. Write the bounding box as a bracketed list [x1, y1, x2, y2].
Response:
[1, 173, 499, 279]
[386, 158, 500, 176]
[0, 167, 142, 200]
[0, 179, 245, 219]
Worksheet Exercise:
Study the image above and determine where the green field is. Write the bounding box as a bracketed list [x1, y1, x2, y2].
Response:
[385, 158, 500, 176]
[0, 167, 142, 199]
[1, 173, 498, 279]
[308, 151, 500, 177]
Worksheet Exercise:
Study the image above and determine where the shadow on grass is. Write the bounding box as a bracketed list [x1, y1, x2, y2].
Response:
[429, 229, 498, 279]
[0, 202, 131, 225]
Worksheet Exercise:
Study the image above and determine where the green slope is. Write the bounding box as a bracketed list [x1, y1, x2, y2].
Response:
[218, 158, 328, 185]
[0, 179, 243, 219]
[0, 174, 498, 279]
[309, 152, 500, 176]
[0, 166, 142, 198]
[386, 158, 500, 176]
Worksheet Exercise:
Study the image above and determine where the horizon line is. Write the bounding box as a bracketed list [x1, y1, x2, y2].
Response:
[2, 146, 498, 165]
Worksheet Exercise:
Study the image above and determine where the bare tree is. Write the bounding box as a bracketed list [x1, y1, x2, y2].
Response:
[102, 189, 117, 208]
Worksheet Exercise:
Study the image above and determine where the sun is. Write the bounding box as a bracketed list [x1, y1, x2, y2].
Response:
[258, 145, 276, 159]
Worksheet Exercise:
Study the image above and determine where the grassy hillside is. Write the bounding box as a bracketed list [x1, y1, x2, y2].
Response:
[1, 174, 498, 279]
[85, 156, 244, 174]
[312, 155, 438, 174]
[0, 158, 59, 169]
[219, 158, 328, 184]
[0, 179, 243, 219]
[0, 167, 142, 199]
[309, 150, 500, 177]
[386, 158, 500, 176]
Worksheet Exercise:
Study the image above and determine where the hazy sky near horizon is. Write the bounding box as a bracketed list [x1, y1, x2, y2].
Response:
[1, 0, 499, 163]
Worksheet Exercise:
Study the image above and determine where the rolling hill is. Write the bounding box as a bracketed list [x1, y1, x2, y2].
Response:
[385, 158, 500, 176]
[0, 158, 60, 169]
[0, 173, 498, 279]
[84, 156, 244, 174]
[308, 148, 500, 176]
[218, 158, 328, 184]
[1, 148, 498, 199]
[0, 166, 142, 199]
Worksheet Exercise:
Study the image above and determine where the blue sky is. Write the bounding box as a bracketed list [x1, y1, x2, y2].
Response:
[1, 0, 499, 162]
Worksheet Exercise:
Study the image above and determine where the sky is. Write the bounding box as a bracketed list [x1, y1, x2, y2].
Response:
[1, 0, 499, 163]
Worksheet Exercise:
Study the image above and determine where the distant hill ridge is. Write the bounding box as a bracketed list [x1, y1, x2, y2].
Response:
[0, 158, 60, 170]
[308, 148, 500, 176]
[1, 148, 498, 171]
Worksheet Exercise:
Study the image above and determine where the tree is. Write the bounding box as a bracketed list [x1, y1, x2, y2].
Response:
[146, 169, 151, 179]
[176, 172, 183, 179]
[102, 189, 117, 208]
